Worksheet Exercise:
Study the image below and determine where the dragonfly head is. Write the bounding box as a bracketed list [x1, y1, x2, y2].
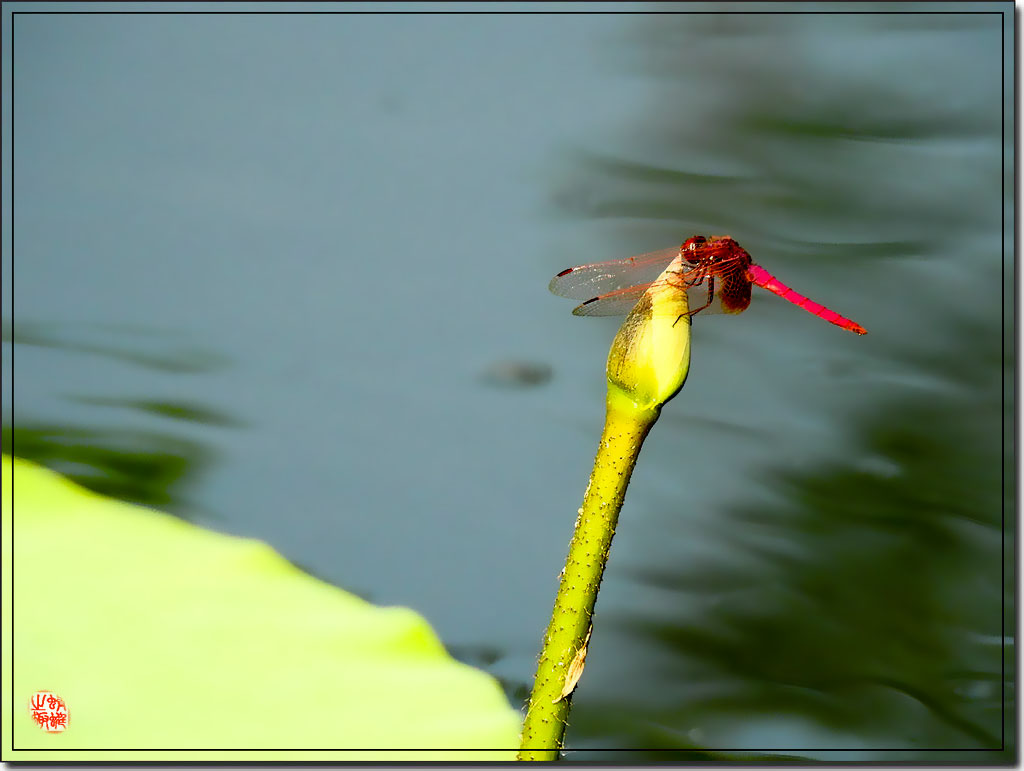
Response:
[681, 235, 707, 265]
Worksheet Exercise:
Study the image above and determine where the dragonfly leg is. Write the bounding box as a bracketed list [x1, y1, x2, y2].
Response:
[674, 275, 715, 327]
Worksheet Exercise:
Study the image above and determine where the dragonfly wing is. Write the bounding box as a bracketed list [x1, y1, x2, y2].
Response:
[572, 284, 651, 316]
[549, 246, 681, 300]
[573, 278, 743, 318]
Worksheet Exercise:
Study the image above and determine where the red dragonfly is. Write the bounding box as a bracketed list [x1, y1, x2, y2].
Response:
[549, 235, 867, 335]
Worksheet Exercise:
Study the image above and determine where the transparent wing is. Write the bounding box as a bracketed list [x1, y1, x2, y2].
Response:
[548, 246, 681, 300]
[571, 283, 655, 317]
[570, 278, 715, 317]
[570, 257, 750, 318]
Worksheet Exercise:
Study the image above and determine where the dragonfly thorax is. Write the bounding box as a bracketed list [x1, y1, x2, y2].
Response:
[681, 235, 753, 272]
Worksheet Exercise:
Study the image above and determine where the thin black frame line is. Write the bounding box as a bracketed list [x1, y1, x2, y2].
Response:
[14, 746, 1008, 752]
[8, 5, 14, 755]
[4, 0, 1013, 4]
[5, 9, 1011, 14]
[999, 6, 1005, 751]
[6, 1, 1015, 757]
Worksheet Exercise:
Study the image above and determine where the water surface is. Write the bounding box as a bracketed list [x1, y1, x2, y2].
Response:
[4, 5, 1012, 761]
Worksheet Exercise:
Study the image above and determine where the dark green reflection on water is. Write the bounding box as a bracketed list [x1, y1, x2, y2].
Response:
[551, 10, 1010, 762]
[3, 423, 215, 517]
[5, 321, 237, 518]
[565, 326, 1008, 760]
[593, 317, 1007, 759]
[4, 320, 230, 374]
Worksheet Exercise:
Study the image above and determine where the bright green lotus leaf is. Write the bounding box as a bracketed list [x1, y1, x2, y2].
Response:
[1, 455, 521, 761]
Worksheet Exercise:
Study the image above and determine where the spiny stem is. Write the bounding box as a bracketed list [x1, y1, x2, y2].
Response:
[520, 257, 692, 760]
[517, 398, 659, 760]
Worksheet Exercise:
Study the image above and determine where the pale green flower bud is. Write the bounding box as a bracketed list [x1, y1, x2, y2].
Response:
[606, 256, 692, 413]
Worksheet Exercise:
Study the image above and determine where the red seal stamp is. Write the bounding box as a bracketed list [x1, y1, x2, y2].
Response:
[29, 691, 68, 732]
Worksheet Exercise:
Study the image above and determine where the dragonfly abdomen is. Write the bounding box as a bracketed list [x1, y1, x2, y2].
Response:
[747, 264, 867, 335]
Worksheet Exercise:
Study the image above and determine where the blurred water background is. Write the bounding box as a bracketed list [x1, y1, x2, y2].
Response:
[2, 4, 1012, 761]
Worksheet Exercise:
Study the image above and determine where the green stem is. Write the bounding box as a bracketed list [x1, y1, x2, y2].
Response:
[520, 259, 691, 760]
[517, 391, 660, 760]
